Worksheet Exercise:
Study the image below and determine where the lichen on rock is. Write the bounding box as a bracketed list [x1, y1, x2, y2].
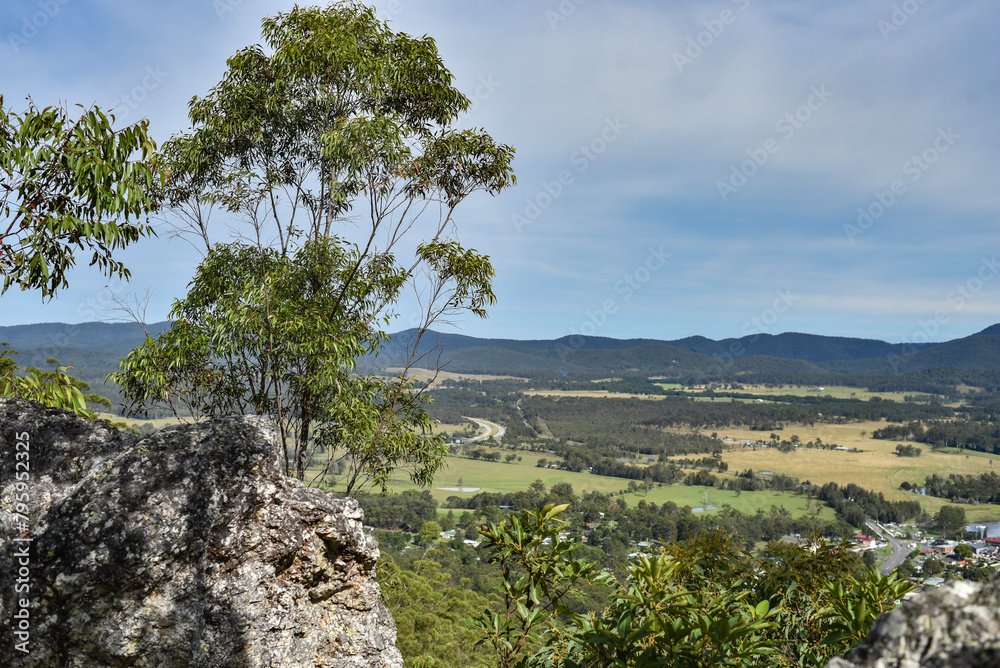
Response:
[826, 574, 1000, 668]
[0, 397, 402, 667]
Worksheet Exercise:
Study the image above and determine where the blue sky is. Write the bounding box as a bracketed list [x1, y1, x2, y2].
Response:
[1, 0, 998, 344]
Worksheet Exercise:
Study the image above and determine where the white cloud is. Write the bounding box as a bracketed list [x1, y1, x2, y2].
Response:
[1, 0, 997, 341]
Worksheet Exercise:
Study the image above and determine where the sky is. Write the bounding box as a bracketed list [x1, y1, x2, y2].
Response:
[1, 0, 998, 344]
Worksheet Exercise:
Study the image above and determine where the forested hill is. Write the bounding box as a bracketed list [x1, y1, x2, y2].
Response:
[4, 322, 1000, 391]
[381, 326, 1000, 378]
[671, 332, 927, 363]
[385, 328, 934, 363]
[0, 322, 173, 407]
[0, 321, 171, 355]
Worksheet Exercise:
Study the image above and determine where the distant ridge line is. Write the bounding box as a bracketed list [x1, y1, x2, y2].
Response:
[3, 321, 1000, 375]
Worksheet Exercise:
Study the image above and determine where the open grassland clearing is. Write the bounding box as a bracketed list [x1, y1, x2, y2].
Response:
[690, 396, 775, 403]
[696, 420, 1000, 522]
[382, 367, 527, 388]
[382, 451, 632, 503]
[650, 381, 684, 389]
[430, 421, 471, 436]
[523, 389, 665, 400]
[669, 384, 943, 404]
[618, 483, 837, 521]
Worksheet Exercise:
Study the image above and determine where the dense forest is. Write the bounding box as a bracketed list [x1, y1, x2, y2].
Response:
[872, 419, 1000, 454]
[921, 472, 1000, 504]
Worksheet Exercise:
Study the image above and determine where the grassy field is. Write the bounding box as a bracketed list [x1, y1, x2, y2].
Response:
[698, 420, 1000, 522]
[666, 384, 940, 403]
[383, 367, 527, 388]
[431, 421, 472, 436]
[616, 484, 837, 521]
[523, 390, 665, 400]
[375, 446, 843, 520]
[690, 396, 774, 403]
[385, 449, 633, 503]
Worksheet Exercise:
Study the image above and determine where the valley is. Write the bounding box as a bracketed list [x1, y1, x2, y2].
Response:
[8, 320, 1000, 532]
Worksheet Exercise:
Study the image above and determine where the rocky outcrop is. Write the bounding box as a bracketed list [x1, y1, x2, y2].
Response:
[826, 576, 1000, 668]
[0, 397, 402, 667]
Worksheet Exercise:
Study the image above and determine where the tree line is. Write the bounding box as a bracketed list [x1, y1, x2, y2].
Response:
[921, 472, 1000, 504]
[872, 419, 1000, 454]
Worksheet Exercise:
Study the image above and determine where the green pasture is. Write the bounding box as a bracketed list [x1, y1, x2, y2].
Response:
[672, 384, 942, 404]
[375, 443, 844, 520]
[690, 397, 775, 404]
[523, 390, 665, 400]
[617, 483, 837, 521]
[384, 450, 632, 504]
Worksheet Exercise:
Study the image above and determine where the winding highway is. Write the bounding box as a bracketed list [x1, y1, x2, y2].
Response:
[462, 417, 506, 443]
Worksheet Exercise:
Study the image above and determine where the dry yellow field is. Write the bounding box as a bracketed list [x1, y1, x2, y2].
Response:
[381, 367, 527, 389]
[688, 421, 1000, 521]
[430, 421, 471, 436]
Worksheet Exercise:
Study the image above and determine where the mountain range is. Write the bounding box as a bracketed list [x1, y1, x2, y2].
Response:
[3, 322, 1000, 398]
[382, 325, 1000, 378]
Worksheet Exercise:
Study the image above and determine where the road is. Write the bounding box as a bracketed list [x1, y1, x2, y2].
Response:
[866, 519, 910, 575]
[462, 417, 506, 443]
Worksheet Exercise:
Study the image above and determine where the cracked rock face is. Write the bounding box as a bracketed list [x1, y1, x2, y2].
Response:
[826, 575, 1000, 668]
[0, 398, 402, 667]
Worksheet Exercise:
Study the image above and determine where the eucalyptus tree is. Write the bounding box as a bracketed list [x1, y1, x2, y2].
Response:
[0, 96, 158, 298]
[113, 2, 515, 490]
[0, 97, 157, 416]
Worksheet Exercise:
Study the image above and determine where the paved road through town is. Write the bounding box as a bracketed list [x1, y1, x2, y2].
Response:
[867, 519, 910, 575]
